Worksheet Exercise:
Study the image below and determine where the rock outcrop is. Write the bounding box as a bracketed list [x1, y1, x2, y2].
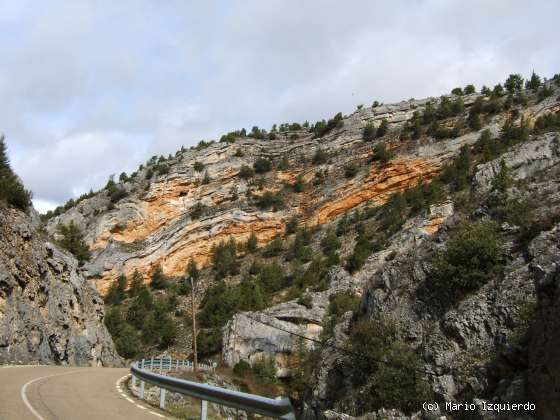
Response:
[45, 93, 502, 295]
[0, 204, 121, 366]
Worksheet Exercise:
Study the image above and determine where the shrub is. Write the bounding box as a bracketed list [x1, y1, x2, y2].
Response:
[321, 228, 341, 255]
[376, 119, 389, 137]
[262, 237, 284, 258]
[211, 238, 239, 279]
[525, 71, 542, 90]
[0, 138, 34, 211]
[346, 318, 431, 414]
[439, 146, 472, 191]
[255, 191, 284, 211]
[252, 357, 277, 382]
[431, 220, 503, 293]
[150, 265, 168, 290]
[246, 232, 258, 253]
[464, 84, 476, 94]
[344, 163, 359, 179]
[109, 187, 128, 203]
[105, 274, 127, 305]
[297, 294, 313, 309]
[190, 202, 208, 219]
[258, 262, 287, 292]
[534, 112, 560, 133]
[238, 165, 255, 179]
[312, 149, 329, 165]
[285, 216, 299, 235]
[505, 74, 524, 93]
[56, 222, 91, 264]
[253, 158, 272, 174]
[362, 122, 377, 141]
[538, 84, 554, 101]
[451, 87, 464, 95]
[371, 143, 393, 164]
[233, 360, 252, 377]
[468, 112, 482, 130]
[202, 171, 211, 184]
[292, 174, 305, 193]
[193, 161, 204, 172]
[491, 161, 514, 192]
[234, 148, 244, 157]
[197, 328, 223, 357]
[313, 112, 344, 138]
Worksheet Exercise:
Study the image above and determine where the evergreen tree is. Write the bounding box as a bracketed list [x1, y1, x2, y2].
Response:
[129, 270, 144, 297]
[526, 71, 542, 90]
[246, 232, 258, 253]
[0, 136, 32, 211]
[504, 74, 524, 93]
[376, 119, 389, 137]
[187, 258, 200, 281]
[56, 222, 91, 264]
[150, 264, 168, 290]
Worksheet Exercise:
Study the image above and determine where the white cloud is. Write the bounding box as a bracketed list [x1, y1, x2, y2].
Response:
[0, 0, 558, 210]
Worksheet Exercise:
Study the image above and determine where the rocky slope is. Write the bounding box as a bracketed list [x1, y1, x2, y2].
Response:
[45, 93, 508, 294]
[0, 204, 121, 366]
[44, 75, 560, 418]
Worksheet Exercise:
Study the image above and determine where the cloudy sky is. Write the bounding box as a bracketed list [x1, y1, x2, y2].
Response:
[1, 0, 559, 213]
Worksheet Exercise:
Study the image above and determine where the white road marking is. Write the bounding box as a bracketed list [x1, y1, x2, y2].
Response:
[21, 370, 82, 420]
[116, 374, 166, 418]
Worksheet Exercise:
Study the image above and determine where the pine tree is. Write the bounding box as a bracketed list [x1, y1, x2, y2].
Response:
[0, 136, 32, 211]
[129, 270, 144, 297]
[150, 264, 168, 289]
[56, 221, 91, 264]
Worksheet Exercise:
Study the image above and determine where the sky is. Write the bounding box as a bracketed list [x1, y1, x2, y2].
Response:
[1, 1, 559, 213]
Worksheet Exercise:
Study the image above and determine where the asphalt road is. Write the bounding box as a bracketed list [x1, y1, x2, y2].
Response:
[0, 365, 167, 420]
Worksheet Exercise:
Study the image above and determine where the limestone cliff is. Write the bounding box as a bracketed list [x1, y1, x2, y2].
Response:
[0, 204, 122, 366]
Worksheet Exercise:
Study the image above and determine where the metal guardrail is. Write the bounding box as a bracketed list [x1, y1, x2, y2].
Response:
[130, 358, 295, 419]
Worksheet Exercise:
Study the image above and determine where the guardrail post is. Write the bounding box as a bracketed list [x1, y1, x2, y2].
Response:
[159, 388, 166, 409]
[150, 357, 154, 371]
[159, 358, 163, 373]
[140, 380, 144, 400]
[200, 400, 208, 420]
[176, 359, 179, 370]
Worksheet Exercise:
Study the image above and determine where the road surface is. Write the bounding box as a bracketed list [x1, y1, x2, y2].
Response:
[0, 365, 167, 420]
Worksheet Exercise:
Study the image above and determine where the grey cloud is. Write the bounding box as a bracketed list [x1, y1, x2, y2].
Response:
[0, 0, 558, 210]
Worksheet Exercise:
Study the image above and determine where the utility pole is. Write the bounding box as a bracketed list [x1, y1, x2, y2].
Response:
[190, 276, 198, 372]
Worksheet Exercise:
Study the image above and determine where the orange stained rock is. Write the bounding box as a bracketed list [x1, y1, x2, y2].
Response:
[310, 158, 440, 225]
[95, 215, 285, 294]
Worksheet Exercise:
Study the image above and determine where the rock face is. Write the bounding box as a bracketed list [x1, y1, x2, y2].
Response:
[45, 93, 503, 295]
[0, 204, 122, 366]
[527, 226, 560, 419]
[222, 202, 455, 376]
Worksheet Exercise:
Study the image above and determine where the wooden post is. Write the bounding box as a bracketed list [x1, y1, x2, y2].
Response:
[191, 276, 198, 372]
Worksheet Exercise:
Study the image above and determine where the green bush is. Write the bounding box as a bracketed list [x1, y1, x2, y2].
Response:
[238, 165, 255, 179]
[258, 262, 287, 292]
[190, 202, 208, 219]
[246, 232, 258, 253]
[505, 74, 524, 93]
[312, 149, 329, 165]
[376, 119, 389, 137]
[464, 84, 476, 94]
[431, 220, 503, 293]
[371, 143, 393, 164]
[150, 265, 168, 290]
[211, 238, 239, 279]
[534, 112, 560, 133]
[253, 158, 272, 174]
[56, 222, 91, 264]
[346, 318, 431, 414]
[451, 87, 464, 96]
[233, 360, 252, 377]
[262, 237, 284, 258]
[255, 191, 284, 211]
[197, 328, 223, 357]
[344, 163, 359, 179]
[362, 122, 377, 141]
[252, 357, 278, 382]
[105, 274, 127, 305]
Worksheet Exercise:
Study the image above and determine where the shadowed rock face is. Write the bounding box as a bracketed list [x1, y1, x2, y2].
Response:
[0, 204, 122, 366]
